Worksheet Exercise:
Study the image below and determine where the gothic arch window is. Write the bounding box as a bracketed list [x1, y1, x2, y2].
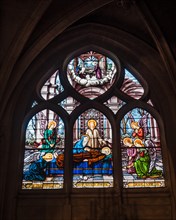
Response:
[72, 109, 113, 188]
[120, 108, 165, 188]
[22, 109, 65, 189]
[22, 50, 165, 190]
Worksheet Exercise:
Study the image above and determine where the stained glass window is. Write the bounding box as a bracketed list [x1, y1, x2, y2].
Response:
[121, 108, 165, 188]
[22, 109, 65, 189]
[22, 49, 166, 190]
[67, 51, 118, 99]
[72, 109, 113, 188]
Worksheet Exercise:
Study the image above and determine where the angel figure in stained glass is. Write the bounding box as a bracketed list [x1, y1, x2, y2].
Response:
[23, 153, 53, 181]
[131, 121, 144, 140]
[129, 112, 157, 165]
[133, 139, 162, 179]
[123, 109, 163, 178]
[129, 111, 149, 140]
[133, 138, 150, 179]
[123, 137, 137, 174]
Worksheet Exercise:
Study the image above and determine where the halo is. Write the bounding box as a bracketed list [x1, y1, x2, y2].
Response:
[123, 137, 132, 145]
[134, 138, 144, 147]
[48, 120, 57, 128]
[42, 153, 53, 162]
[87, 119, 97, 127]
[101, 146, 111, 155]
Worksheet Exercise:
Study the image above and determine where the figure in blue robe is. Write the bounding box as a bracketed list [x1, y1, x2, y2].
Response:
[23, 157, 47, 181]
[73, 135, 89, 154]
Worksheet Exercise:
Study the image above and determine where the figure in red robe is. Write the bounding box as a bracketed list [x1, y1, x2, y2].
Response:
[131, 121, 144, 140]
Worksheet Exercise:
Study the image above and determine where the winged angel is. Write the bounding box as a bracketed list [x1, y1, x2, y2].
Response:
[127, 110, 157, 173]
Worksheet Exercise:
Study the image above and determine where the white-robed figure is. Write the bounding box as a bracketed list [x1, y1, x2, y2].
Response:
[86, 119, 106, 148]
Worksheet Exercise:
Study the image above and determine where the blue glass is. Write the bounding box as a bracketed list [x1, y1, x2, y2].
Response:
[22, 109, 65, 189]
[72, 109, 113, 188]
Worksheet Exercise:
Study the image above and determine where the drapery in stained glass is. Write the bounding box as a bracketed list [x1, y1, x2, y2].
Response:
[67, 51, 117, 99]
[120, 69, 144, 99]
[72, 109, 113, 188]
[40, 70, 64, 100]
[22, 109, 65, 189]
[121, 108, 165, 188]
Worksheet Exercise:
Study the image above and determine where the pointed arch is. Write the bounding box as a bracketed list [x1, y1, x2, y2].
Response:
[22, 109, 65, 189]
[72, 108, 113, 188]
[120, 107, 165, 188]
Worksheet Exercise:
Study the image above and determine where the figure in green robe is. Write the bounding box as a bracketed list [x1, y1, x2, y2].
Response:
[41, 121, 57, 153]
[134, 149, 150, 178]
[134, 148, 162, 179]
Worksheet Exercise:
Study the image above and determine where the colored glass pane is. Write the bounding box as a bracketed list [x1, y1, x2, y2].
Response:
[120, 108, 165, 188]
[67, 51, 117, 99]
[31, 101, 38, 108]
[72, 109, 113, 188]
[104, 96, 125, 114]
[22, 109, 65, 189]
[147, 99, 153, 106]
[120, 69, 144, 99]
[40, 70, 64, 100]
[58, 97, 80, 114]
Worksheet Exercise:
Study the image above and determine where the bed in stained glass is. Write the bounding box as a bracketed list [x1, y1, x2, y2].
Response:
[71, 109, 113, 188]
[67, 51, 117, 99]
[22, 109, 65, 189]
[121, 108, 165, 188]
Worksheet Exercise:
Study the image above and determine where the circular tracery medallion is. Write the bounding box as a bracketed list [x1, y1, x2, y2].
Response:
[67, 51, 118, 99]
